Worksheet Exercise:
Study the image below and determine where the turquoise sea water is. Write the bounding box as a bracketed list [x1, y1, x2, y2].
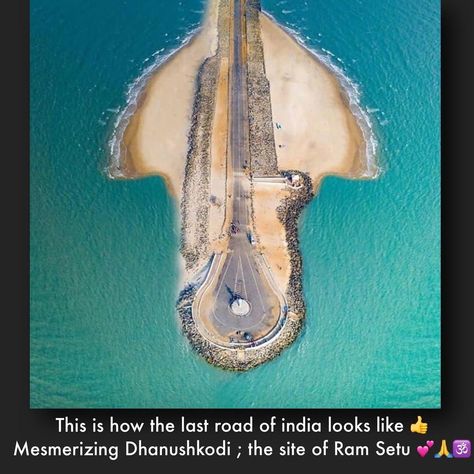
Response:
[30, 0, 440, 408]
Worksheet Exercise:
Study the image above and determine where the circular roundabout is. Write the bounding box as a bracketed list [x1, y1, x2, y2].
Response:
[230, 297, 251, 317]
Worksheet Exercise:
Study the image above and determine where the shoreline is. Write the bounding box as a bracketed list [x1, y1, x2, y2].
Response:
[109, 5, 379, 193]
[260, 12, 375, 193]
[107, 29, 201, 181]
[108, 0, 220, 196]
[261, 10, 379, 181]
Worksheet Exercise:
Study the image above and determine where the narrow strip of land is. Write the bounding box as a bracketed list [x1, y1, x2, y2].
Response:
[194, 0, 284, 347]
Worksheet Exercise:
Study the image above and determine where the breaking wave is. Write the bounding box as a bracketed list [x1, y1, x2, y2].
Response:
[106, 28, 201, 179]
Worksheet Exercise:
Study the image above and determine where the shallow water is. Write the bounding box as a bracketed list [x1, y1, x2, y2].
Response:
[30, 0, 440, 407]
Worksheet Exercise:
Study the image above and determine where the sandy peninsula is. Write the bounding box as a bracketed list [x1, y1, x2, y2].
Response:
[113, 0, 372, 370]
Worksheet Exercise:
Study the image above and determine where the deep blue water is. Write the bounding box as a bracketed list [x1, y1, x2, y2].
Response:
[30, 0, 440, 407]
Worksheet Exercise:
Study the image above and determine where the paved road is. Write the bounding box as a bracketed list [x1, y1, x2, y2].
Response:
[197, 0, 282, 345]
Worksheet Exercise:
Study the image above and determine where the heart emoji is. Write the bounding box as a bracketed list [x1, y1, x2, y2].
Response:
[426, 440, 434, 448]
[417, 446, 429, 457]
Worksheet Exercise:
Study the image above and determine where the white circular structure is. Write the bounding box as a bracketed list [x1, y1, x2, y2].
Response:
[230, 298, 250, 316]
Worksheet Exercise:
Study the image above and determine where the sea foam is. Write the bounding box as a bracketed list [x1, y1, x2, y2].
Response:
[107, 28, 201, 179]
[108, 13, 380, 181]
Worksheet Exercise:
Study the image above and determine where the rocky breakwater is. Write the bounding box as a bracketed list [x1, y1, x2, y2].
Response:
[176, 170, 313, 372]
[180, 56, 218, 274]
[277, 171, 314, 317]
[177, 278, 309, 371]
[246, 0, 278, 176]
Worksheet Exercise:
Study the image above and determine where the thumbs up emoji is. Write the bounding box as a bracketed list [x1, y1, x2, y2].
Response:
[410, 416, 428, 434]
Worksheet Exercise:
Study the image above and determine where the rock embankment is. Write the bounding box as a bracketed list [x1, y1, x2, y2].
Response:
[246, 0, 278, 176]
[180, 56, 219, 273]
[177, 282, 304, 371]
[218, 0, 231, 57]
[277, 171, 314, 316]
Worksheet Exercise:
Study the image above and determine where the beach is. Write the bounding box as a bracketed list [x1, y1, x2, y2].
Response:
[120, 0, 220, 196]
[260, 12, 365, 191]
[119, 3, 366, 223]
